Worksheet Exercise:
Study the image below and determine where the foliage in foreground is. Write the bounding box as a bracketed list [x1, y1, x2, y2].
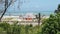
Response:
[42, 13, 60, 34]
[41, 4, 60, 34]
[0, 22, 42, 34]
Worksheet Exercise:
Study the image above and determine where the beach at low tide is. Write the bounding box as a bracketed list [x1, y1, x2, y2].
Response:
[0, 15, 49, 26]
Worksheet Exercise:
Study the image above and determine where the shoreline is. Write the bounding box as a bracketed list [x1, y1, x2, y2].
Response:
[2, 15, 49, 18]
[1, 16, 49, 26]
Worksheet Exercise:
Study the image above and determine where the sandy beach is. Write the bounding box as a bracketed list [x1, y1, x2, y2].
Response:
[1, 16, 49, 26]
[2, 16, 49, 21]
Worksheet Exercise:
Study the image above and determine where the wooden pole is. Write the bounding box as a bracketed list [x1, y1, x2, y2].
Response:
[37, 13, 41, 34]
[38, 13, 41, 26]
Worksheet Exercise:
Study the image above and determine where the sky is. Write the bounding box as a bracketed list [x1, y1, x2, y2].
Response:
[20, 0, 60, 11]
[0, 0, 60, 15]
[7, 0, 60, 12]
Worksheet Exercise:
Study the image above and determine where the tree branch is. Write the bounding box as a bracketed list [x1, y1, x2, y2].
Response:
[0, 0, 16, 21]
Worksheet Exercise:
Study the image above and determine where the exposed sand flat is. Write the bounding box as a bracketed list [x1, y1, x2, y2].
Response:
[2, 16, 49, 21]
[2, 16, 49, 18]
[1, 16, 49, 26]
[2, 16, 19, 18]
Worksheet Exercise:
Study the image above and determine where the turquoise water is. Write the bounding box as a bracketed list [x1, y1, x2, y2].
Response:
[5, 11, 54, 16]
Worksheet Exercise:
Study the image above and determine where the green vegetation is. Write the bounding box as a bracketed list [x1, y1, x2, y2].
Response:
[41, 4, 60, 34]
[54, 4, 60, 13]
[42, 13, 60, 34]
[0, 22, 42, 34]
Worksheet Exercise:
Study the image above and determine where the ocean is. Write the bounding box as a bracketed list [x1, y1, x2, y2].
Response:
[4, 11, 54, 16]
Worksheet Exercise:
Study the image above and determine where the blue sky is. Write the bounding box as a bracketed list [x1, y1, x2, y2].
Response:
[7, 0, 60, 13]
[21, 0, 60, 11]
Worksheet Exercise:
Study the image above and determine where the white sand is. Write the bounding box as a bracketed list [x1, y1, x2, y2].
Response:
[2, 16, 49, 21]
